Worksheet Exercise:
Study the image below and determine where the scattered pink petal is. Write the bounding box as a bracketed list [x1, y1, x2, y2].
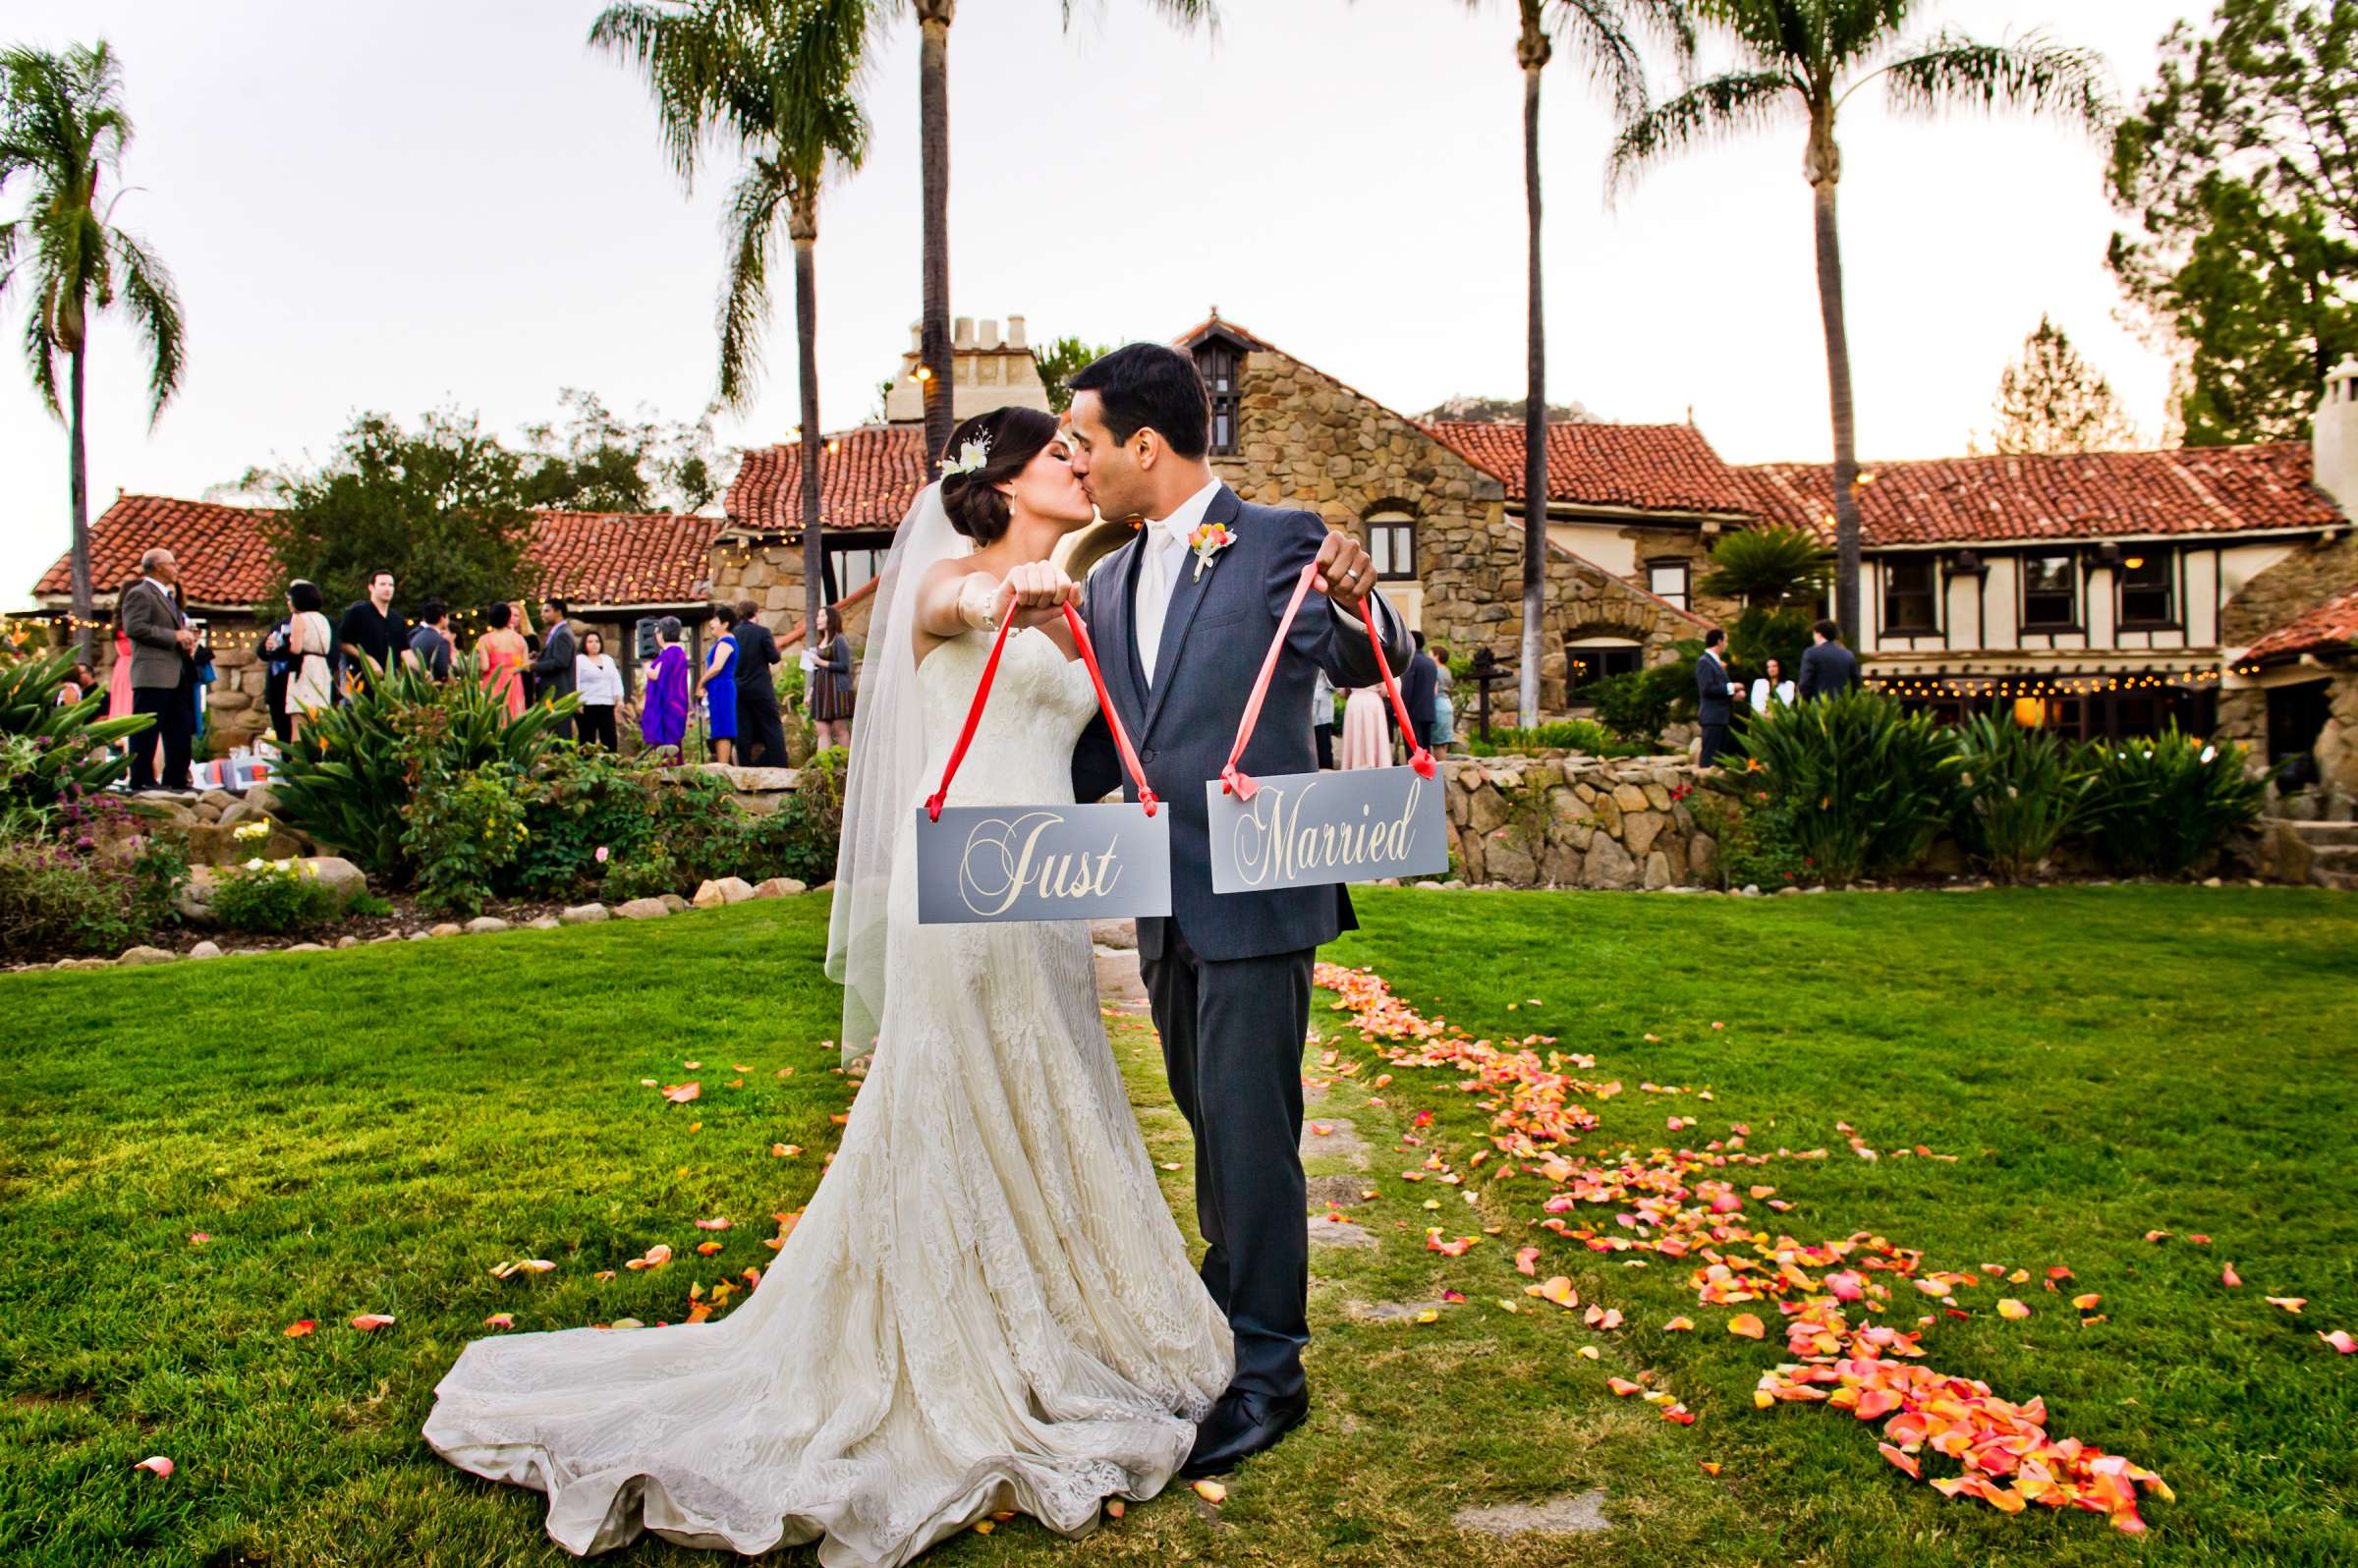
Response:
[133, 1455, 174, 1478]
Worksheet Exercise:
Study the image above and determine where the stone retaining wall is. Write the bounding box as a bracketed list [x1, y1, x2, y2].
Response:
[1444, 756, 1722, 889]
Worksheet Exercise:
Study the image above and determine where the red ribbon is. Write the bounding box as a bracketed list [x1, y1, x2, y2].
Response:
[924, 603, 1158, 822]
[1219, 561, 1434, 801]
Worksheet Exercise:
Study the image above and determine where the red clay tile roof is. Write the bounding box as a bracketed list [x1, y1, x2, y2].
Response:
[34, 494, 720, 610]
[2242, 588, 2358, 663]
[1740, 444, 2341, 547]
[33, 494, 283, 606]
[725, 424, 929, 532]
[1421, 420, 1758, 517]
[526, 511, 722, 606]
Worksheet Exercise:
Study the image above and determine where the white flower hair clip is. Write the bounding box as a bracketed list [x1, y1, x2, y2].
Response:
[940, 435, 992, 478]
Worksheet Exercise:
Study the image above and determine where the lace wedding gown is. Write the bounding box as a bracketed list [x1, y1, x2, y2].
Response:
[424, 626, 1234, 1563]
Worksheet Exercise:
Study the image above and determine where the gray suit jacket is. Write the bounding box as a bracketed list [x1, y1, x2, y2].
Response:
[1072, 485, 1413, 964]
[121, 580, 193, 691]
[533, 620, 578, 701]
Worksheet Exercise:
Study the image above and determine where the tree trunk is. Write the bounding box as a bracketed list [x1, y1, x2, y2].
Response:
[68, 338, 93, 664]
[1807, 109, 1862, 642]
[793, 192, 824, 660]
[1518, 37, 1549, 726]
[919, 4, 955, 477]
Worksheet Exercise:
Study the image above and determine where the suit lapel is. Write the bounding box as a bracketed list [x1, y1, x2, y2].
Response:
[1101, 530, 1149, 728]
[1141, 485, 1240, 743]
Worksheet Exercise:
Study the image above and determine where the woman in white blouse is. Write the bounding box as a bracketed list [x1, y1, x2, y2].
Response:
[573, 631, 624, 749]
[1750, 654, 1796, 713]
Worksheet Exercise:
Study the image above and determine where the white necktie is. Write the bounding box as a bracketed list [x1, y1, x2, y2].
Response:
[1133, 524, 1186, 686]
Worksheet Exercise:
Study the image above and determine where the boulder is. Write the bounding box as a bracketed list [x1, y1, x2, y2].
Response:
[464, 917, 512, 935]
[615, 897, 672, 921]
[174, 855, 367, 925]
[1582, 834, 1640, 890]
[750, 877, 807, 899]
[693, 877, 757, 908]
[1486, 839, 1540, 887]
[1643, 850, 1673, 890]
[428, 923, 463, 938]
[188, 940, 225, 960]
[216, 798, 270, 830]
[54, 956, 114, 970]
[117, 945, 178, 967]
[658, 893, 691, 914]
[559, 903, 611, 924]
[285, 941, 328, 953]
[526, 915, 561, 930]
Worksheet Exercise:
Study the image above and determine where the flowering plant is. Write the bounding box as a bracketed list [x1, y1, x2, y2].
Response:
[1187, 521, 1233, 582]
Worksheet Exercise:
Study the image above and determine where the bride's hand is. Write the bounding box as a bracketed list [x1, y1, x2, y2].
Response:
[992, 562, 1082, 629]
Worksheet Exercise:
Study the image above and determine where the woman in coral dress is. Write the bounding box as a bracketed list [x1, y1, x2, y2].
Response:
[476, 602, 532, 721]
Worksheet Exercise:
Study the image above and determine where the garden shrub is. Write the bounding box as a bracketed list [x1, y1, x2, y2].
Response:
[1689, 786, 1813, 891]
[403, 763, 532, 916]
[1952, 715, 2088, 881]
[1464, 720, 1647, 758]
[209, 856, 344, 934]
[0, 647, 155, 807]
[511, 747, 665, 894]
[270, 653, 571, 879]
[0, 828, 188, 955]
[1736, 690, 1963, 883]
[2075, 728, 2263, 875]
[1581, 660, 1693, 746]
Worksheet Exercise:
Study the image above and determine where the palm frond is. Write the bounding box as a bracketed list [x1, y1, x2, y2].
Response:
[716, 158, 794, 410]
[1061, 0, 1219, 39]
[1608, 70, 1796, 192]
[1869, 30, 2115, 136]
[109, 225, 185, 422]
[22, 275, 60, 418]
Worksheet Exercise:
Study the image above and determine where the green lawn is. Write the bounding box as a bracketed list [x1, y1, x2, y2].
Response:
[2, 887, 2353, 1566]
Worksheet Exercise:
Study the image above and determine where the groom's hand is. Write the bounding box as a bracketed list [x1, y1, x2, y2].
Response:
[1312, 531, 1377, 618]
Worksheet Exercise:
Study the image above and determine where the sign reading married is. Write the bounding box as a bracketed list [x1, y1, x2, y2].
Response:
[1204, 764, 1449, 894]
[916, 803, 1172, 924]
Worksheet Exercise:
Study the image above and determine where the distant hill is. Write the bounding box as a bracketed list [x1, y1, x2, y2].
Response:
[1417, 395, 1597, 424]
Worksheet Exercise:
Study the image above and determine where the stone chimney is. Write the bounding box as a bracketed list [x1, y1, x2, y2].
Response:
[883, 311, 1050, 424]
[2316, 356, 2358, 520]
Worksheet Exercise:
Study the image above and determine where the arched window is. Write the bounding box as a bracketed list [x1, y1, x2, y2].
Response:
[1366, 508, 1417, 581]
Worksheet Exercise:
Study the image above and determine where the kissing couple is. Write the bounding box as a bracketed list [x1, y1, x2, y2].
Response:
[423, 343, 1414, 1564]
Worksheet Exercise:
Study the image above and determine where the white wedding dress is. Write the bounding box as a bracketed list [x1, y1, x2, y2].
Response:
[424, 625, 1234, 1564]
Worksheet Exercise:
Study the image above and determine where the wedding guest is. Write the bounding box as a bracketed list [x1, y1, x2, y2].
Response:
[258, 611, 295, 742]
[409, 599, 455, 682]
[476, 601, 531, 721]
[1430, 642, 1457, 756]
[532, 596, 578, 739]
[106, 585, 137, 722]
[122, 547, 198, 792]
[1750, 654, 1796, 712]
[1340, 683, 1390, 769]
[1696, 628, 1734, 768]
[335, 569, 411, 695]
[806, 603, 854, 751]
[1798, 619, 1858, 700]
[730, 599, 791, 766]
[284, 580, 336, 741]
[59, 661, 95, 705]
[573, 630, 623, 749]
[1312, 666, 1337, 769]
[639, 615, 691, 759]
[699, 603, 740, 765]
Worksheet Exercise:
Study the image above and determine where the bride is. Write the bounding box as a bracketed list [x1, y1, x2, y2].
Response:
[423, 406, 1234, 1563]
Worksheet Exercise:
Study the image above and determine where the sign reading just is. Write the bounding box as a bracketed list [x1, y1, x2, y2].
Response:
[1204, 765, 1449, 894]
[916, 804, 1172, 924]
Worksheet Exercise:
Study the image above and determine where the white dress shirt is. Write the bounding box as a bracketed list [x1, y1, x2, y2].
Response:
[1133, 478, 1224, 684]
[1751, 676, 1796, 710]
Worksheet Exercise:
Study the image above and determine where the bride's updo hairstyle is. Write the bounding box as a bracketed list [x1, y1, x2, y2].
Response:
[937, 406, 1061, 544]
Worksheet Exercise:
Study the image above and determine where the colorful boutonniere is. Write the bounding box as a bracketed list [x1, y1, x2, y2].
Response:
[1188, 521, 1234, 582]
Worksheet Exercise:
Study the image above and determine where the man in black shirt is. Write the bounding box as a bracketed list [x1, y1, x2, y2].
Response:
[336, 569, 411, 695]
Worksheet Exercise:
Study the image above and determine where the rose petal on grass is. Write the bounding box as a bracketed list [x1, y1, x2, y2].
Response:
[483, 1313, 515, 1328]
[1700, 1461, 1722, 1476]
[284, 1319, 314, 1338]
[1663, 1316, 1695, 1332]
[134, 1455, 174, 1478]
[2266, 1297, 2306, 1314]
[1997, 1298, 2031, 1320]
[2222, 1263, 2242, 1288]
[1608, 1377, 1644, 1397]
[697, 1241, 724, 1256]
[1878, 1443, 1921, 1480]
[351, 1314, 396, 1331]
[1515, 1246, 1541, 1276]
[1728, 1314, 1766, 1339]
[1192, 1480, 1226, 1504]
[2072, 1293, 2102, 1311]
[662, 1083, 700, 1103]
[2320, 1330, 2355, 1354]
[1105, 1499, 1126, 1519]
[695, 1218, 731, 1231]
[1660, 1403, 1696, 1425]
[188, 1233, 209, 1245]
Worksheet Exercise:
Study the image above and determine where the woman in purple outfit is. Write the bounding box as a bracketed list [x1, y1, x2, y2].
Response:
[638, 616, 691, 760]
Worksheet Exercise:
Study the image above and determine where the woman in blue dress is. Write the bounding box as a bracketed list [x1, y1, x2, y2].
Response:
[698, 603, 741, 765]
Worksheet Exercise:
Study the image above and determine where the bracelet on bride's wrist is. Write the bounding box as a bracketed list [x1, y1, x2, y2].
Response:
[957, 574, 1001, 631]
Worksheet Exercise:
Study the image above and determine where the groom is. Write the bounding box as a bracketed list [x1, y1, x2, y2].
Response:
[1066, 344, 1412, 1477]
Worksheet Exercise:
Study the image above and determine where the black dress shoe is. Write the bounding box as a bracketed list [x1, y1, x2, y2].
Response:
[1178, 1384, 1311, 1479]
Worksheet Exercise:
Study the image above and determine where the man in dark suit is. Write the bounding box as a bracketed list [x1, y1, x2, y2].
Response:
[1695, 627, 1735, 767]
[1066, 344, 1412, 1480]
[1798, 618, 1859, 700]
[409, 599, 454, 682]
[1400, 632, 1440, 753]
[532, 597, 578, 738]
[730, 598, 791, 767]
[121, 547, 197, 792]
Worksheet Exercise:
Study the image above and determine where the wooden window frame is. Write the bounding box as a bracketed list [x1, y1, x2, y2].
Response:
[1367, 516, 1418, 581]
[2117, 547, 2178, 630]
[1881, 556, 1939, 636]
[2020, 551, 2080, 632]
[1646, 558, 1690, 612]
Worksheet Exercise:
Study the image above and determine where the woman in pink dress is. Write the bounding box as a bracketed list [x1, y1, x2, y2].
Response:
[475, 601, 531, 721]
[1339, 684, 1392, 769]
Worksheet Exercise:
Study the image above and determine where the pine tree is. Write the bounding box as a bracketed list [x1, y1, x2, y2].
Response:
[1979, 317, 2143, 456]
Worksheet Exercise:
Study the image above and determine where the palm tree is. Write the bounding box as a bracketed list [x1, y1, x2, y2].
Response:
[1482, 1, 1689, 723]
[1609, 2, 2111, 639]
[0, 41, 185, 661]
[1698, 525, 1830, 608]
[592, 0, 872, 650]
[906, 0, 1216, 476]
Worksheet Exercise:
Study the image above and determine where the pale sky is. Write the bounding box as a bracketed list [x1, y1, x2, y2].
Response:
[2, 0, 2205, 609]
